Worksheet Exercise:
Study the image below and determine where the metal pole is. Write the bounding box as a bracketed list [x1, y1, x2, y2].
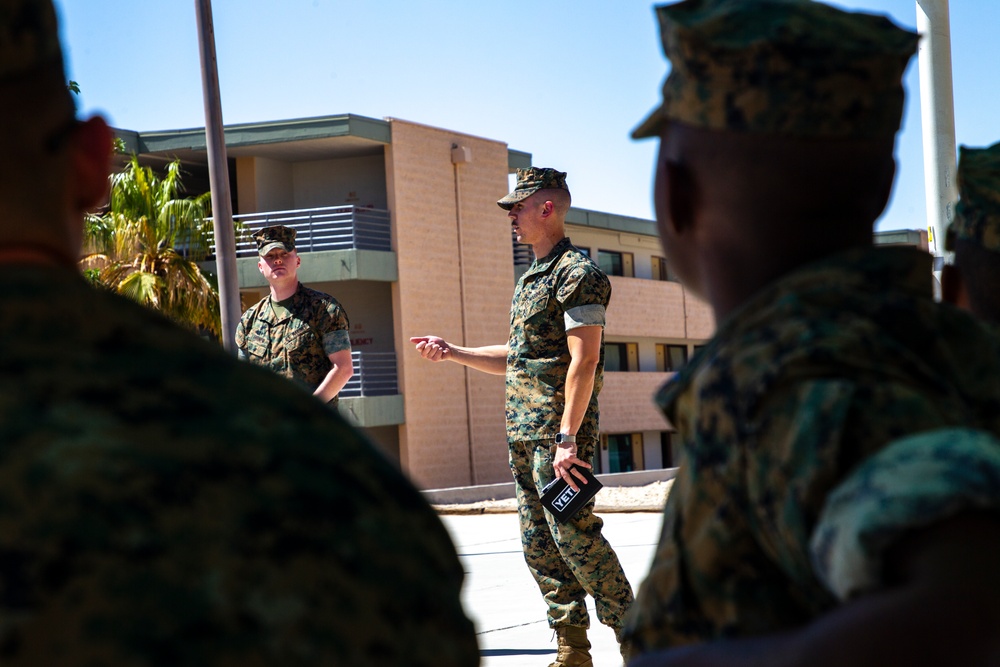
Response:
[195, 0, 241, 353]
[916, 0, 957, 276]
[451, 145, 477, 486]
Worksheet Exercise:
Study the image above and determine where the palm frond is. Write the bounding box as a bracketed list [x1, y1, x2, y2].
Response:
[80, 155, 230, 339]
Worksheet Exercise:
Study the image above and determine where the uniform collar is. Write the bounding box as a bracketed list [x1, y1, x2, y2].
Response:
[523, 237, 574, 278]
[655, 245, 935, 413]
[263, 282, 304, 323]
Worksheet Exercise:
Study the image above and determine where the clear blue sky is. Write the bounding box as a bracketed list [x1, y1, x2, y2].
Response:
[56, 1, 1000, 235]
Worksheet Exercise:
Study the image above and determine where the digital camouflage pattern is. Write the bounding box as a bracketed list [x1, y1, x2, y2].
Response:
[254, 224, 297, 256]
[510, 438, 633, 631]
[622, 246, 1000, 652]
[236, 283, 351, 406]
[504, 236, 631, 637]
[497, 167, 570, 211]
[505, 237, 610, 443]
[0, 0, 62, 80]
[632, 0, 919, 139]
[811, 427, 1000, 601]
[0, 265, 478, 666]
[950, 141, 1000, 254]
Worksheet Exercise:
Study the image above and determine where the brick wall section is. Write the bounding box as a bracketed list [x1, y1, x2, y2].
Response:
[685, 292, 715, 339]
[600, 372, 674, 432]
[605, 276, 715, 340]
[388, 120, 513, 489]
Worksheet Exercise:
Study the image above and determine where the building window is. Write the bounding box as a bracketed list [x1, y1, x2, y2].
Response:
[512, 231, 533, 268]
[608, 434, 633, 473]
[651, 255, 679, 282]
[606, 342, 639, 372]
[602, 433, 644, 473]
[656, 344, 688, 372]
[598, 249, 634, 277]
[577, 247, 590, 257]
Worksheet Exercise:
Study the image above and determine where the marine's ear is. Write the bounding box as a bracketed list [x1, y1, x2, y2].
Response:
[69, 116, 114, 212]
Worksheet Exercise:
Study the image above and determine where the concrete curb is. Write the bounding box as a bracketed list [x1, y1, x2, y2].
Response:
[433, 502, 667, 515]
[422, 468, 677, 506]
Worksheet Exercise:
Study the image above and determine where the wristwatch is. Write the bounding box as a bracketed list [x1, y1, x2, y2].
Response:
[555, 433, 577, 445]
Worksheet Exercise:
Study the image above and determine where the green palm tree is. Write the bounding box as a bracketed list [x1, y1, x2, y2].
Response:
[83, 156, 222, 338]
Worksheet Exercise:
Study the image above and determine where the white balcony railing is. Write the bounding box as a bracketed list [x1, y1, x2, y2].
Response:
[340, 351, 398, 398]
[209, 205, 392, 258]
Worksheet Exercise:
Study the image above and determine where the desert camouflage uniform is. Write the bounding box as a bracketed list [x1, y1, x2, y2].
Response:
[236, 283, 351, 406]
[622, 246, 1000, 652]
[506, 236, 634, 631]
[0, 265, 478, 666]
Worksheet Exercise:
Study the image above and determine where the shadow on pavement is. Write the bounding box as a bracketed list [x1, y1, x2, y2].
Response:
[481, 648, 555, 657]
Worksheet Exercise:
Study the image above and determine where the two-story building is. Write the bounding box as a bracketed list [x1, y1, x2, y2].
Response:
[115, 113, 922, 489]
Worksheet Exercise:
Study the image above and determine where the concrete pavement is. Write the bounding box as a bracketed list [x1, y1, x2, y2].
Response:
[440, 511, 664, 667]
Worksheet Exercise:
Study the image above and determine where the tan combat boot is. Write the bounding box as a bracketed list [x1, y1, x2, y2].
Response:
[548, 626, 593, 667]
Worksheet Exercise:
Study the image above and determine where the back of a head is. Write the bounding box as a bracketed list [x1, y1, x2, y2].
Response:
[0, 3, 481, 665]
[635, 0, 919, 248]
[0, 0, 78, 254]
[948, 142, 1000, 324]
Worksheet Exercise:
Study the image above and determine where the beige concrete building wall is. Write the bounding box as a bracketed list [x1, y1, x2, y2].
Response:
[570, 228, 664, 280]
[387, 119, 513, 489]
[235, 157, 257, 215]
[686, 294, 715, 339]
[605, 276, 714, 341]
[292, 155, 388, 210]
[600, 372, 674, 433]
[250, 157, 294, 212]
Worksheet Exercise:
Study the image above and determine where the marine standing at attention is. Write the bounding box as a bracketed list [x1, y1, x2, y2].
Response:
[621, 1, 1000, 665]
[412, 167, 634, 667]
[236, 224, 354, 406]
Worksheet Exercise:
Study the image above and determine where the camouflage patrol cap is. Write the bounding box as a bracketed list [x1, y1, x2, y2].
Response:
[0, 0, 64, 81]
[254, 225, 297, 256]
[947, 142, 1000, 254]
[633, 0, 920, 139]
[497, 167, 569, 211]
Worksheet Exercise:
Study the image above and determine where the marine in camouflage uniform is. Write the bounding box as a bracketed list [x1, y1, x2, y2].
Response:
[0, 266, 479, 667]
[507, 235, 633, 633]
[624, 0, 1000, 663]
[0, 3, 478, 663]
[626, 246, 1000, 650]
[235, 225, 353, 407]
[501, 169, 633, 656]
[410, 168, 634, 665]
[942, 141, 1000, 325]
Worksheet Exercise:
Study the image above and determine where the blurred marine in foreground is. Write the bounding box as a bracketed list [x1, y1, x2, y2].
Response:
[622, 1, 1000, 665]
[0, 1, 478, 664]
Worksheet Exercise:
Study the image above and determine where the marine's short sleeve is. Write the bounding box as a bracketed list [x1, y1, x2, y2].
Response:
[556, 264, 611, 310]
[234, 318, 248, 360]
[564, 304, 607, 330]
[809, 427, 1000, 601]
[320, 300, 351, 355]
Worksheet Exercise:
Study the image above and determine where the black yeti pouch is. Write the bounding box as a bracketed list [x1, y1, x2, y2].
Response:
[539, 466, 603, 523]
